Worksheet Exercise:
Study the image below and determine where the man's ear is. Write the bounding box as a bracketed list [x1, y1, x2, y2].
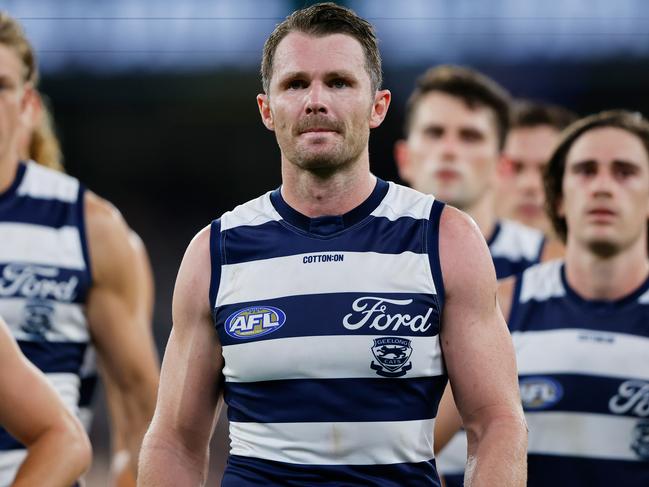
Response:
[369, 89, 391, 129]
[257, 93, 274, 131]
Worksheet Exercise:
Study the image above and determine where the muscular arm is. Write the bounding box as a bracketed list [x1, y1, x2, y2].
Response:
[439, 207, 527, 487]
[434, 275, 519, 453]
[0, 318, 91, 486]
[101, 231, 156, 487]
[84, 192, 160, 478]
[138, 226, 224, 486]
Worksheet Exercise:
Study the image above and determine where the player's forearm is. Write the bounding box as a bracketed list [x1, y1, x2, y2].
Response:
[12, 420, 91, 487]
[464, 415, 527, 487]
[138, 432, 208, 487]
[121, 382, 159, 478]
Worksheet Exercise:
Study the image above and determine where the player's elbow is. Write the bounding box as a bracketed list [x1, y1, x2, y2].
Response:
[39, 412, 93, 479]
[465, 405, 528, 451]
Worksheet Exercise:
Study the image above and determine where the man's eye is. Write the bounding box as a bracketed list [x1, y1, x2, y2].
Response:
[287, 80, 306, 90]
[331, 79, 348, 89]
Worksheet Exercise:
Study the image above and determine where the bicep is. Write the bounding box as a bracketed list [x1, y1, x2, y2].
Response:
[439, 208, 521, 426]
[150, 226, 223, 452]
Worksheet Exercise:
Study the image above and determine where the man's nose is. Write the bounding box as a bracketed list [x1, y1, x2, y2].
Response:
[305, 82, 328, 115]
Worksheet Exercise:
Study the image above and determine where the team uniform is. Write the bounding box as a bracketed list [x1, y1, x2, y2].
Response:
[0, 161, 91, 486]
[437, 218, 545, 487]
[489, 218, 545, 280]
[509, 259, 649, 486]
[210, 179, 447, 486]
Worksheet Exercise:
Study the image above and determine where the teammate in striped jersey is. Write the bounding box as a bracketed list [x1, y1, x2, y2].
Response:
[0, 12, 159, 485]
[0, 316, 90, 486]
[438, 110, 649, 486]
[17, 85, 156, 487]
[140, 3, 527, 486]
[395, 65, 562, 281]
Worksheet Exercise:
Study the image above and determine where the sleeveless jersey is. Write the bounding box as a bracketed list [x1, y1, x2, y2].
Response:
[488, 218, 545, 279]
[510, 259, 649, 486]
[210, 179, 447, 486]
[0, 161, 92, 485]
[437, 218, 546, 487]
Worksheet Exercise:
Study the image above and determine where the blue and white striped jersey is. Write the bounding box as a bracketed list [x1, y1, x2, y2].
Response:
[488, 218, 545, 279]
[0, 161, 92, 485]
[510, 259, 649, 486]
[210, 179, 446, 486]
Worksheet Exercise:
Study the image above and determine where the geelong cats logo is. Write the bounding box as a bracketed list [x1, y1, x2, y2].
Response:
[370, 337, 413, 377]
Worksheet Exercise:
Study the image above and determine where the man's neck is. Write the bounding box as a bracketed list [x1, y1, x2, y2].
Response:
[565, 237, 649, 301]
[0, 153, 20, 194]
[461, 191, 497, 242]
[280, 153, 376, 218]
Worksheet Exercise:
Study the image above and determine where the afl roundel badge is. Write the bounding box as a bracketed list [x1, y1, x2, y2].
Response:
[225, 306, 286, 339]
[370, 337, 413, 377]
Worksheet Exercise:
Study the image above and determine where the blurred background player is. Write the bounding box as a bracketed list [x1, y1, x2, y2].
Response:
[0, 316, 91, 486]
[499, 110, 649, 486]
[497, 100, 577, 237]
[395, 65, 555, 280]
[435, 109, 649, 486]
[0, 12, 159, 485]
[16, 83, 156, 487]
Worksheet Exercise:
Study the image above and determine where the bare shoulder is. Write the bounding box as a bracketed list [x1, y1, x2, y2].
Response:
[172, 225, 213, 323]
[438, 205, 497, 298]
[84, 191, 135, 279]
[541, 238, 566, 262]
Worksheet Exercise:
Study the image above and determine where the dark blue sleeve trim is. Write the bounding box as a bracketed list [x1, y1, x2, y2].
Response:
[77, 183, 93, 286]
[427, 199, 446, 315]
[507, 273, 525, 332]
[536, 235, 547, 263]
[208, 219, 222, 318]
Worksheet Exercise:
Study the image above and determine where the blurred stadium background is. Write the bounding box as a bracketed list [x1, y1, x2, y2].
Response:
[3, 0, 649, 483]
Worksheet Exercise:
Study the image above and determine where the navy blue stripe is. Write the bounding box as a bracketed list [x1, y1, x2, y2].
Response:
[78, 375, 99, 407]
[222, 215, 426, 265]
[209, 218, 222, 313]
[0, 429, 24, 451]
[427, 199, 445, 313]
[0, 196, 80, 229]
[76, 184, 93, 289]
[225, 376, 446, 423]
[528, 453, 649, 487]
[223, 454, 441, 487]
[0, 264, 90, 305]
[493, 256, 537, 280]
[510, 300, 649, 335]
[0, 162, 26, 204]
[520, 373, 648, 417]
[441, 474, 464, 487]
[215, 292, 441, 346]
[18, 340, 86, 374]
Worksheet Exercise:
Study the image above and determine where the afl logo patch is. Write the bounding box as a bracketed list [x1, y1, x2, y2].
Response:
[225, 306, 286, 340]
[520, 377, 563, 410]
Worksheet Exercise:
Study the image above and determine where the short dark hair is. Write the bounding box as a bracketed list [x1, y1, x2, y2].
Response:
[261, 2, 382, 94]
[404, 65, 512, 148]
[511, 100, 577, 132]
[544, 110, 649, 242]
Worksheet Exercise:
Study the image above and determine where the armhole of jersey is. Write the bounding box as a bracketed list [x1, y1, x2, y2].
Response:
[76, 183, 93, 285]
[536, 235, 546, 263]
[428, 199, 446, 314]
[507, 273, 525, 332]
[208, 219, 223, 321]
